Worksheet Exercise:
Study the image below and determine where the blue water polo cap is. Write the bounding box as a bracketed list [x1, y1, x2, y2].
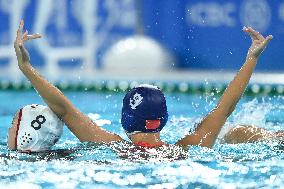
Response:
[121, 84, 168, 135]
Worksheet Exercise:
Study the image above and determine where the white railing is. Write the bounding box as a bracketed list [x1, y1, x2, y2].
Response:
[0, 0, 137, 81]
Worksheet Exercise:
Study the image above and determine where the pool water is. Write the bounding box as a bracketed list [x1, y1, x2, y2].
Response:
[1, 90, 284, 188]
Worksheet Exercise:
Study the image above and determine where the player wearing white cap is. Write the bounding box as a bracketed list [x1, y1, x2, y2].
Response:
[7, 104, 63, 152]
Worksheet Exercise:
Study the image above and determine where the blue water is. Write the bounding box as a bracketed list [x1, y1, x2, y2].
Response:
[1, 90, 284, 188]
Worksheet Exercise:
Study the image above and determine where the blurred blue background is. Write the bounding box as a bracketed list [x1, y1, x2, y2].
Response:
[0, 0, 283, 78]
[143, 0, 284, 70]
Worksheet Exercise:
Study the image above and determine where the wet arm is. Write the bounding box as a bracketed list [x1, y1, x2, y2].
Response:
[176, 27, 273, 148]
[15, 20, 123, 143]
[176, 56, 258, 148]
[19, 64, 122, 142]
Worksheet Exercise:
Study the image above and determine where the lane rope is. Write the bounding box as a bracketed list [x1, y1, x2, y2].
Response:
[0, 80, 282, 95]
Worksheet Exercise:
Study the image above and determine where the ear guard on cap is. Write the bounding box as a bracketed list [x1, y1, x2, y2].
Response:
[17, 124, 39, 150]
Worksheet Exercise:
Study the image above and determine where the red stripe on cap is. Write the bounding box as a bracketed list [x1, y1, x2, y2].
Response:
[145, 120, 160, 130]
[15, 108, 23, 150]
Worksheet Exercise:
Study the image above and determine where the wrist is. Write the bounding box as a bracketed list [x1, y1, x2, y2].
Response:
[246, 53, 258, 61]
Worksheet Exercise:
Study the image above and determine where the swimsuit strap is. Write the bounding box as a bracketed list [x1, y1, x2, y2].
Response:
[134, 141, 166, 148]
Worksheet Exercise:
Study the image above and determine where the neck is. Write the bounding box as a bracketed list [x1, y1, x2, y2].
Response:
[130, 132, 163, 145]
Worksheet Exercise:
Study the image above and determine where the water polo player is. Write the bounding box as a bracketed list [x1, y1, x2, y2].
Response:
[7, 104, 64, 152]
[221, 125, 284, 144]
[14, 20, 273, 148]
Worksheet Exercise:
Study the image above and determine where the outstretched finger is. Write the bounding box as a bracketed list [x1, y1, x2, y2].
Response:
[17, 20, 24, 38]
[242, 26, 255, 41]
[249, 27, 265, 40]
[23, 34, 42, 42]
[243, 26, 264, 41]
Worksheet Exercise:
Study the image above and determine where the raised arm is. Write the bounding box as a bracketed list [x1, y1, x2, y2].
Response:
[14, 20, 123, 143]
[176, 27, 273, 148]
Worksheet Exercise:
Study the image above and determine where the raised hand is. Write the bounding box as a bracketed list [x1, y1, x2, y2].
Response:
[14, 20, 41, 66]
[243, 26, 273, 58]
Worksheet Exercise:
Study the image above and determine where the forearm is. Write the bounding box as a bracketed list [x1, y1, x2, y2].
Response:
[20, 64, 70, 117]
[13, 20, 124, 143]
[206, 56, 257, 142]
[176, 55, 258, 148]
[202, 56, 258, 146]
[177, 27, 272, 148]
[217, 55, 258, 114]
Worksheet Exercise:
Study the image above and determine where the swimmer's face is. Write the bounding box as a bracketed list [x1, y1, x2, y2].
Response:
[7, 111, 19, 150]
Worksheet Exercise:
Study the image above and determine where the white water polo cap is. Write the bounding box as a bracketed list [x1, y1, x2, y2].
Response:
[15, 104, 64, 152]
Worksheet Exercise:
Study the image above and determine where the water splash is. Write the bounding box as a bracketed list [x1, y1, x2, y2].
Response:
[231, 98, 272, 127]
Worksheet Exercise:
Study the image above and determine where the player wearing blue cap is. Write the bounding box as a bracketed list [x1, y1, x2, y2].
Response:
[14, 20, 277, 149]
[121, 84, 169, 147]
